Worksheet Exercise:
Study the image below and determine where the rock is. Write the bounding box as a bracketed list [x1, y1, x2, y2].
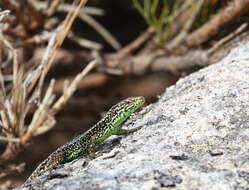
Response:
[16, 42, 249, 190]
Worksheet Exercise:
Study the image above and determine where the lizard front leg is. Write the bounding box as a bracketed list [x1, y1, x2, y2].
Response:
[89, 135, 103, 159]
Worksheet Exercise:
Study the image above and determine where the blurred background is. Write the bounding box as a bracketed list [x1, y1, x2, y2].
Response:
[1, 0, 249, 188]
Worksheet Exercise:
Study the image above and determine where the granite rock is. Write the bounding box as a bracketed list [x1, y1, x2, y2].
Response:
[17, 42, 249, 190]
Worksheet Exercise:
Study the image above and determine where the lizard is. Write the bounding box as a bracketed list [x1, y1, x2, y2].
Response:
[26, 96, 145, 182]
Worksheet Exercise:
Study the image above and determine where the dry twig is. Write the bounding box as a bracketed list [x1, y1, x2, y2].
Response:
[184, 0, 249, 48]
[103, 0, 249, 75]
[0, 0, 99, 165]
[166, 0, 204, 51]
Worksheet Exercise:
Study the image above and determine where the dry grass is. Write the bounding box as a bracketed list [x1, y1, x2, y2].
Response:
[0, 0, 100, 179]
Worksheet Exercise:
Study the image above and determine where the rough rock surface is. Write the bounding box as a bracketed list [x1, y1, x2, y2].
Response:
[17, 42, 249, 190]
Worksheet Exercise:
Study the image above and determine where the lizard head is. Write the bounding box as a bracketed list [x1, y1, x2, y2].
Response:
[107, 96, 145, 128]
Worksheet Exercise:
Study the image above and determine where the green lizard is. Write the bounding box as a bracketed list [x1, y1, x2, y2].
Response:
[26, 96, 145, 181]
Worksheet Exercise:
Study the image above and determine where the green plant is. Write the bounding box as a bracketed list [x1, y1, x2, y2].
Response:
[133, 0, 179, 46]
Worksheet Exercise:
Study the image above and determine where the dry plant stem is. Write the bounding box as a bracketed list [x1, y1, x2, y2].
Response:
[151, 50, 208, 72]
[36, 2, 113, 50]
[47, 0, 88, 71]
[46, 0, 65, 17]
[24, 32, 56, 95]
[35, 33, 57, 102]
[0, 34, 17, 139]
[174, 0, 196, 19]
[184, 0, 249, 48]
[2, 0, 43, 33]
[0, 32, 14, 52]
[0, 4, 95, 161]
[15, 31, 54, 47]
[26, 33, 57, 96]
[28, 0, 88, 96]
[104, 0, 249, 76]
[0, 136, 19, 142]
[77, 13, 121, 50]
[0, 25, 15, 68]
[55, 3, 120, 50]
[0, 144, 23, 164]
[117, 27, 154, 58]
[0, 162, 25, 180]
[0, 58, 6, 99]
[0, 10, 10, 22]
[21, 80, 56, 144]
[27, 60, 96, 136]
[52, 60, 97, 114]
[207, 23, 248, 55]
[68, 31, 103, 50]
[0, 110, 10, 134]
[77, 6, 105, 16]
[0, 162, 25, 173]
[11, 51, 25, 135]
[106, 49, 208, 75]
[141, 0, 194, 52]
[53, 73, 109, 93]
[166, 0, 204, 50]
[56, 0, 88, 47]
[36, 2, 105, 16]
[105, 27, 154, 69]
[33, 115, 56, 136]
